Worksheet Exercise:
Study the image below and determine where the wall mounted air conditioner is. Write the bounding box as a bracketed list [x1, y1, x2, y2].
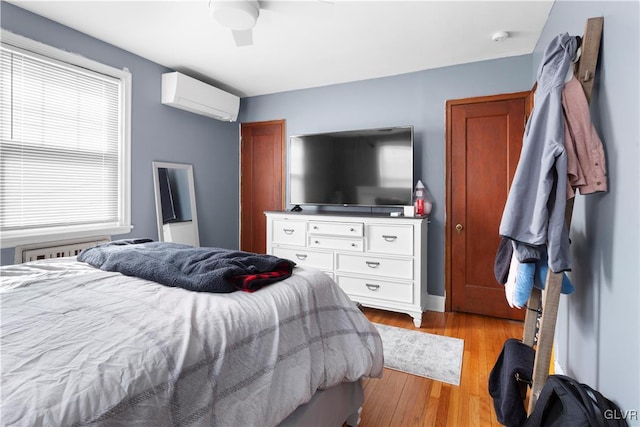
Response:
[161, 72, 240, 122]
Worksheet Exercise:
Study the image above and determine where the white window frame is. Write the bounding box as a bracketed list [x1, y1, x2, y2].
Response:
[0, 30, 132, 248]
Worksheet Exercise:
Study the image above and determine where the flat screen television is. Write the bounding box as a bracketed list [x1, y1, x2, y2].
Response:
[289, 125, 414, 207]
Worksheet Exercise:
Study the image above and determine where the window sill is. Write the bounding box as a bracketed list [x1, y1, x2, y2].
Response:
[1, 225, 133, 249]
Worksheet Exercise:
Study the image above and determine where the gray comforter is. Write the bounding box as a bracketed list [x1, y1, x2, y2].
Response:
[0, 258, 383, 427]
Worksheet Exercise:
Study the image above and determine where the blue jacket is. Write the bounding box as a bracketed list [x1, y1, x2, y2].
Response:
[499, 33, 578, 273]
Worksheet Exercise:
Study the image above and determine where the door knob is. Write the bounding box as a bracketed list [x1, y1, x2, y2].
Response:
[456, 224, 464, 235]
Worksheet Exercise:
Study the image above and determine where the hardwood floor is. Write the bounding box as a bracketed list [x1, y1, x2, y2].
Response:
[359, 308, 524, 427]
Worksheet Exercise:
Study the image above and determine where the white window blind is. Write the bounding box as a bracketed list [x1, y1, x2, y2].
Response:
[0, 34, 131, 247]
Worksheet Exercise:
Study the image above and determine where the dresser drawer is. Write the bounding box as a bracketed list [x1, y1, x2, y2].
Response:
[367, 224, 414, 255]
[336, 253, 413, 280]
[308, 221, 363, 237]
[309, 236, 363, 252]
[272, 220, 306, 246]
[336, 275, 413, 304]
[272, 247, 333, 270]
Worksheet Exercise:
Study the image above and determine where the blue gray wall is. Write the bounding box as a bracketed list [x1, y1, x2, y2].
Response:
[534, 1, 639, 418]
[241, 56, 533, 296]
[0, 1, 241, 265]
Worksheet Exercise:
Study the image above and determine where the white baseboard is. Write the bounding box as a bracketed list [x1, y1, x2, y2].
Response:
[426, 294, 446, 312]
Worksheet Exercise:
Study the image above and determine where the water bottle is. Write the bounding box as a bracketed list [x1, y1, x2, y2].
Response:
[414, 180, 426, 216]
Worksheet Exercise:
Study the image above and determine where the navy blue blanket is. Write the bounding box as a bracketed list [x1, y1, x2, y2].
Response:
[77, 240, 295, 293]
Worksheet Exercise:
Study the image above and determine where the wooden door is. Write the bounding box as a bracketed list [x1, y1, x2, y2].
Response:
[446, 92, 530, 320]
[240, 120, 285, 254]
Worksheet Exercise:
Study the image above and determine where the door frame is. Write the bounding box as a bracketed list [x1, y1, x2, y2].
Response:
[444, 91, 533, 312]
[239, 119, 286, 252]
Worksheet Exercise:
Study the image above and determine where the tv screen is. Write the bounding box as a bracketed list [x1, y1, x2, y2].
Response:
[289, 126, 414, 207]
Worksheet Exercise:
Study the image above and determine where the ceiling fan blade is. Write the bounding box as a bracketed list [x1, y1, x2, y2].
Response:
[260, 0, 333, 19]
[232, 29, 253, 47]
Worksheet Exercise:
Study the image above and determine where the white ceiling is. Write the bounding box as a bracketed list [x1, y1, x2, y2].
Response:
[7, 0, 554, 98]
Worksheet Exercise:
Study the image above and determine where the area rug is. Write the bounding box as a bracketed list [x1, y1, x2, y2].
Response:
[374, 323, 464, 386]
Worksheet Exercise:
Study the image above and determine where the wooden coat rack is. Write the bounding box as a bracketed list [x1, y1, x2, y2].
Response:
[523, 17, 604, 414]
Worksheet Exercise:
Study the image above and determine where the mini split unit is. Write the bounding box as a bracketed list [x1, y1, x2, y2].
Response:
[161, 72, 240, 122]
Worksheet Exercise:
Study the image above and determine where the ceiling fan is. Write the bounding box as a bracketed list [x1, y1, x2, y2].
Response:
[209, 0, 333, 47]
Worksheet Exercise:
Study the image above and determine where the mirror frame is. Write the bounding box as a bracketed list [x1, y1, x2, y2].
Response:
[152, 161, 200, 246]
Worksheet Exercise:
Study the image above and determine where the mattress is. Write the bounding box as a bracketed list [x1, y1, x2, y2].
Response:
[0, 257, 383, 426]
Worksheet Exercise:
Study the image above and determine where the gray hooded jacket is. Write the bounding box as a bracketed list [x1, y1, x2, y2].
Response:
[499, 33, 578, 273]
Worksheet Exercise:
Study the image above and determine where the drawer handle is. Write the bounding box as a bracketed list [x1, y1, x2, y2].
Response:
[283, 228, 295, 235]
[350, 228, 355, 232]
[382, 235, 398, 242]
[351, 243, 357, 247]
[295, 254, 308, 260]
[365, 284, 380, 291]
[365, 261, 380, 268]
[313, 226, 319, 230]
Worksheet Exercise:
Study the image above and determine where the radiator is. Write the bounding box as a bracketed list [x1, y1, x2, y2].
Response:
[15, 236, 110, 264]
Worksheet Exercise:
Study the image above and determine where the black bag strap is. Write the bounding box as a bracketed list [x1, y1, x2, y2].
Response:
[553, 375, 604, 427]
[580, 381, 628, 427]
[525, 375, 600, 427]
[526, 375, 628, 427]
[524, 375, 559, 427]
[525, 376, 580, 427]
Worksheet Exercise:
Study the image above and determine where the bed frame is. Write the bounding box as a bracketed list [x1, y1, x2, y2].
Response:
[279, 380, 363, 427]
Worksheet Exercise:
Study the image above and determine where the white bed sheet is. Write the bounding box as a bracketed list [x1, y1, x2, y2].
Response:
[0, 257, 383, 427]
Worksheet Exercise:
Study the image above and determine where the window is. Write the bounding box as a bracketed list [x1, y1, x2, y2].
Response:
[0, 31, 131, 248]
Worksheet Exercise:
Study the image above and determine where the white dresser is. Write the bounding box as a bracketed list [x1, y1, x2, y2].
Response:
[265, 211, 428, 327]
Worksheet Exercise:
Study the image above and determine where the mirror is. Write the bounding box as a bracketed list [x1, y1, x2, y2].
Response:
[152, 162, 200, 246]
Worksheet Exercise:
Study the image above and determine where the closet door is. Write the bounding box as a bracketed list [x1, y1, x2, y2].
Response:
[240, 119, 286, 254]
[446, 92, 529, 320]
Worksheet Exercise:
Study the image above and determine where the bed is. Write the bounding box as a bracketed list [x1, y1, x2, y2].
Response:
[0, 245, 383, 427]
